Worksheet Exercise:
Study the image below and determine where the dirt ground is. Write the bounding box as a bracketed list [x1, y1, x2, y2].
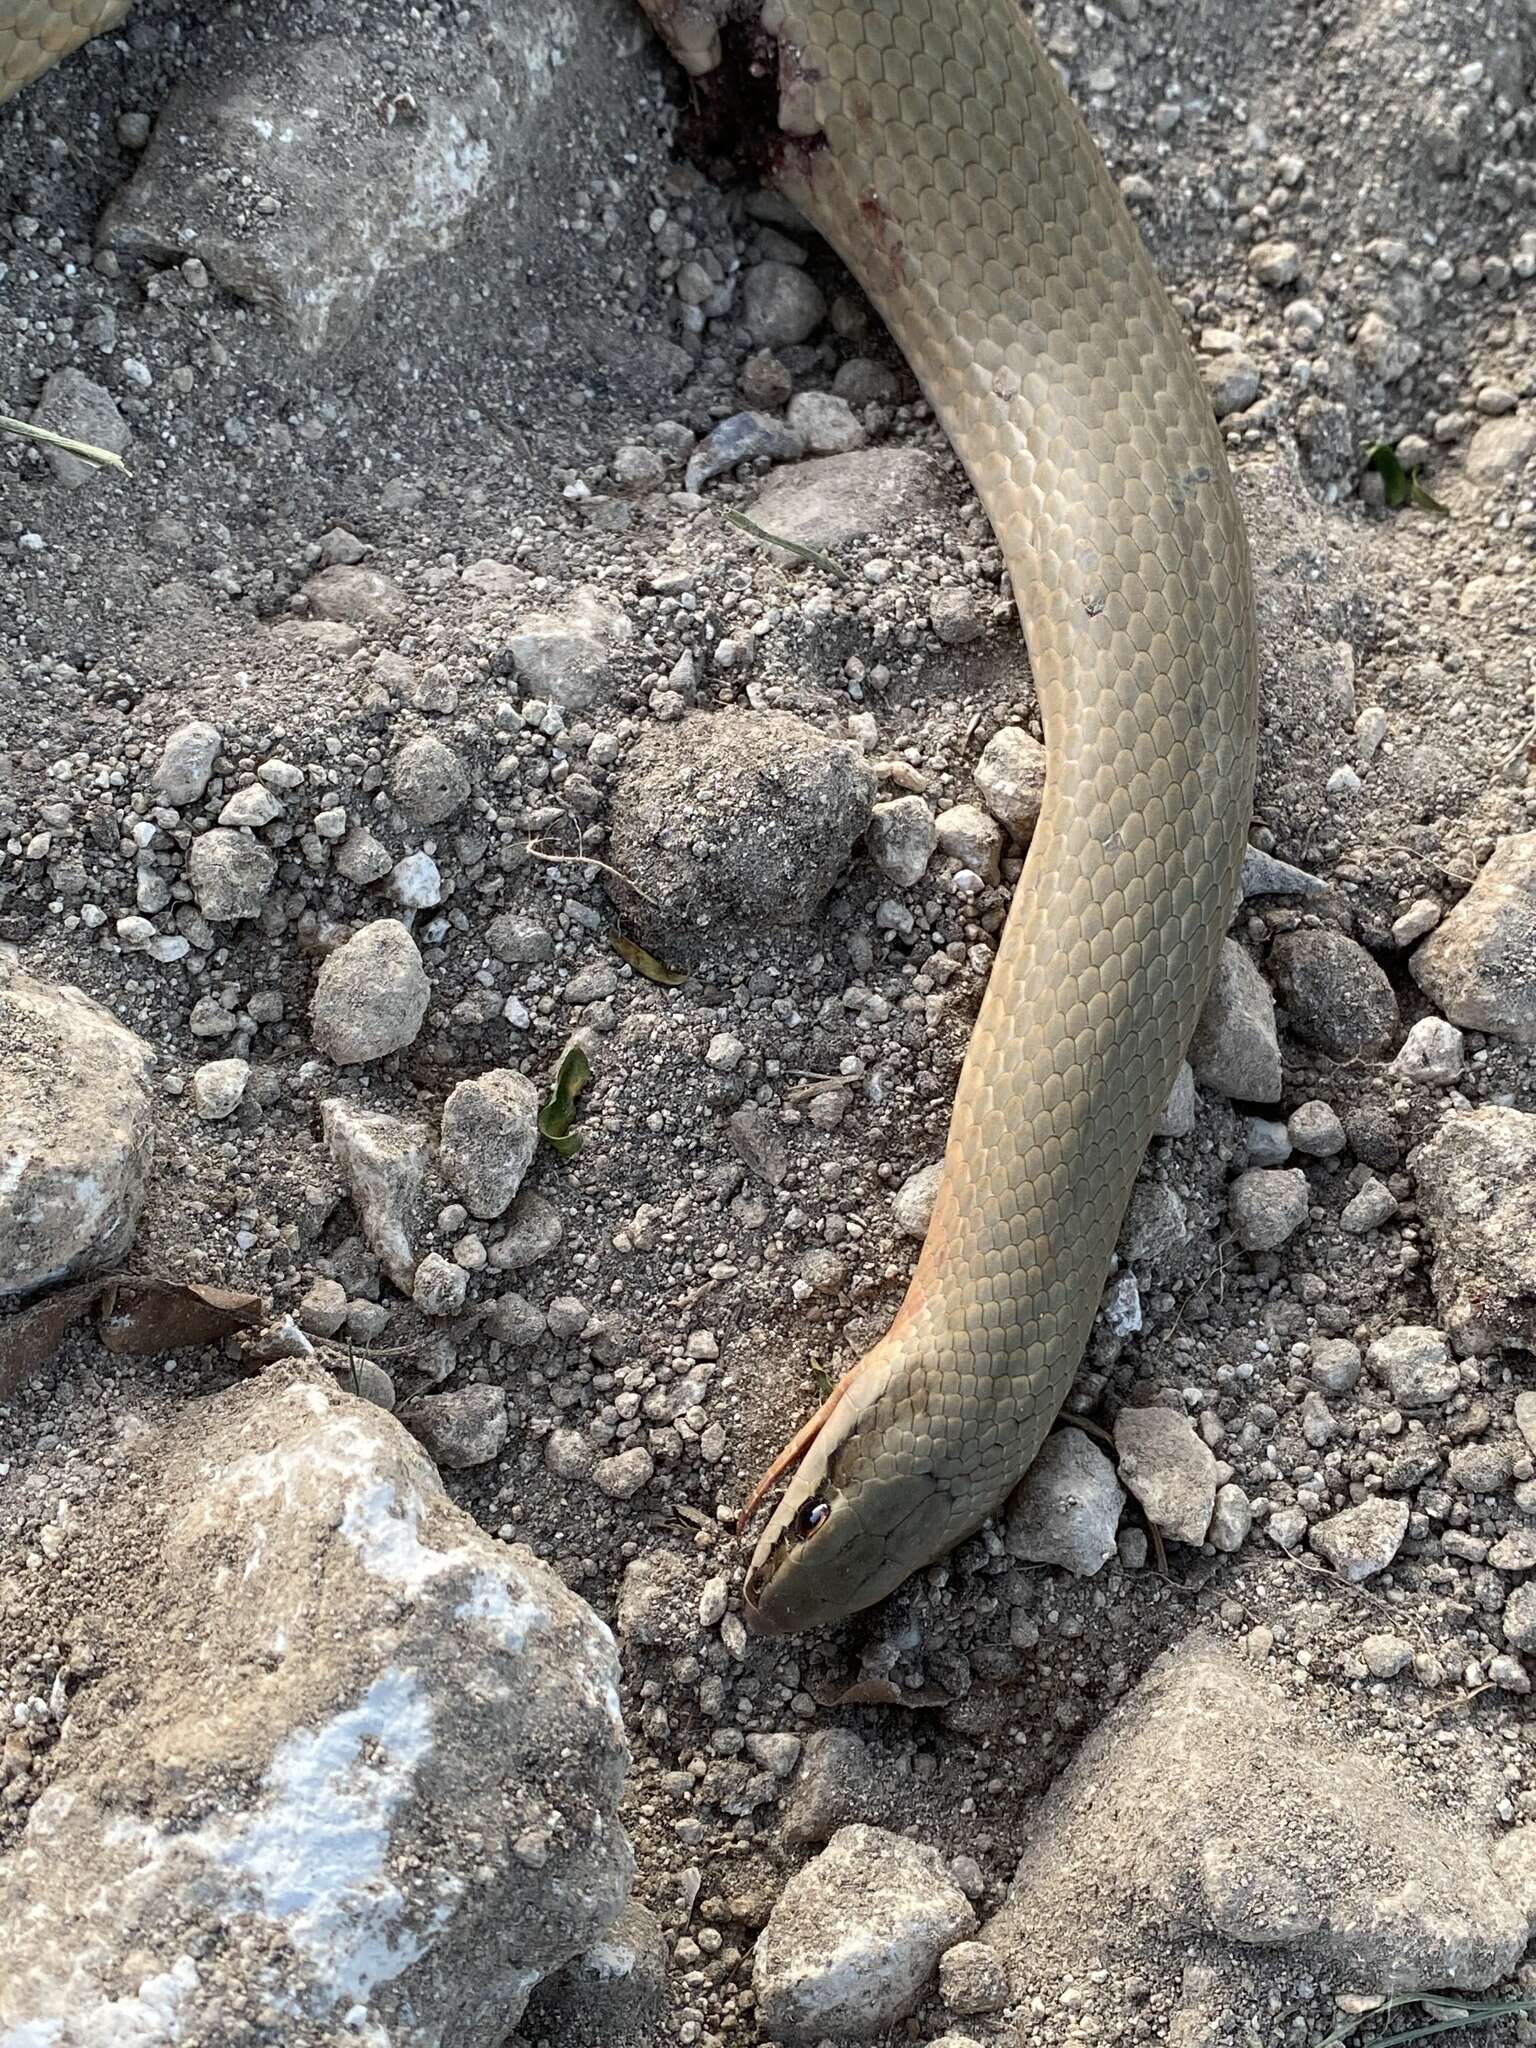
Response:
[2, 1, 1535, 2044]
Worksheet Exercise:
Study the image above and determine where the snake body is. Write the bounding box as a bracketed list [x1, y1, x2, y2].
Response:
[653, 0, 1258, 1632]
[8, 0, 1259, 1636]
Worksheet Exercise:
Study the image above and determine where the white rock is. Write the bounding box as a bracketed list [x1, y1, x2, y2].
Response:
[321, 1099, 431, 1292]
[0, 1369, 630, 2042]
[974, 725, 1047, 843]
[0, 965, 155, 1296]
[753, 1825, 976, 2042]
[866, 795, 936, 886]
[192, 1057, 250, 1121]
[439, 1069, 541, 1221]
[1309, 1497, 1410, 1582]
[892, 1160, 944, 1239]
[1113, 1406, 1218, 1545]
[1393, 1015, 1465, 1083]
[151, 719, 222, 805]
[1005, 1429, 1125, 1576]
[311, 920, 430, 1064]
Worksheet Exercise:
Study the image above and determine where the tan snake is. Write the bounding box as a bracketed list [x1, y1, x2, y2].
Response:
[6, 0, 1259, 1637]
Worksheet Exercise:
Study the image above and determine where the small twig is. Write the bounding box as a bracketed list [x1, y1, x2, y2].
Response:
[1, 412, 129, 472]
[524, 839, 661, 906]
[721, 506, 848, 580]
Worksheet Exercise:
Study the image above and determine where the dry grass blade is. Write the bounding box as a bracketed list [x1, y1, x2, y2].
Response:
[0, 412, 130, 472]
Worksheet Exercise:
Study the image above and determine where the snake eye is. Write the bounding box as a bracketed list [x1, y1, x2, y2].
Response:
[797, 1498, 831, 1535]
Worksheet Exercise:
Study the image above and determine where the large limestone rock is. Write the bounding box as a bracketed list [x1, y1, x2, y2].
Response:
[1410, 831, 1536, 1043]
[0, 959, 154, 1297]
[1411, 1105, 1536, 1355]
[0, 1368, 632, 2046]
[986, 1636, 1527, 2001]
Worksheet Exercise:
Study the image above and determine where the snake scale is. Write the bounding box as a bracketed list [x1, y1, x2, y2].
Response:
[5, 0, 1258, 1637]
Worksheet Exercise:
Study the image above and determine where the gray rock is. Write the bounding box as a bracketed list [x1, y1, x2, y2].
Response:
[304, 564, 407, 627]
[1309, 1497, 1410, 1582]
[1464, 414, 1536, 483]
[934, 803, 1002, 882]
[1113, 1406, 1218, 1544]
[618, 1548, 696, 1646]
[336, 825, 394, 885]
[0, 965, 154, 1298]
[484, 1291, 547, 1348]
[1340, 1176, 1398, 1232]
[1005, 1429, 1124, 1577]
[1154, 1061, 1198, 1138]
[1239, 846, 1328, 901]
[985, 1637, 1527, 1997]
[311, 920, 430, 1064]
[1188, 941, 1281, 1101]
[1393, 1015, 1465, 1083]
[1227, 1166, 1309, 1251]
[1312, 1338, 1362, 1393]
[938, 1940, 1010, 2016]
[405, 1384, 508, 1469]
[507, 586, 633, 710]
[29, 368, 131, 486]
[412, 1252, 468, 1317]
[1244, 1116, 1291, 1166]
[741, 260, 826, 346]
[929, 588, 986, 645]
[605, 710, 874, 946]
[974, 725, 1048, 843]
[594, 1447, 653, 1500]
[1409, 832, 1536, 1043]
[1269, 929, 1399, 1059]
[1505, 1583, 1536, 1653]
[1208, 1482, 1253, 1553]
[743, 448, 946, 554]
[522, 1898, 666, 2048]
[1354, 312, 1420, 383]
[866, 795, 936, 886]
[784, 1729, 879, 1847]
[891, 1164, 945, 1241]
[1248, 238, 1301, 286]
[0, 1367, 630, 2044]
[440, 1069, 540, 1221]
[103, 38, 505, 352]
[1287, 1100, 1346, 1156]
[489, 1188, 564, 1272]
[615, 1549, 696, 1649]
[1119, 1180, 1189, 1272]
[1202, 353, 1261, 416]
[388, 734, 470, 827]
[218, 782, 283, 830]
[487, 912, 554, 965]
[1412, 1107, 1536, 1354]
[187, 829, 277, 922]
[1362, 1632, 1415, 1679]
[191, 1057, 249, 1122]
[786, 389, 866, 454]
[321, 1098, 430, 1292]
[1367, 1325, 1459, 1405]
[1493, 1830, 1536, 1933]
[753, 1825, 976, 2043]
[152, 720, 223, 806]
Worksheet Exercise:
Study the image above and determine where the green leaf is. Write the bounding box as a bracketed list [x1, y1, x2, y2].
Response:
[610, 931, 687, 987]
[1364, 441, 1449, 517]
[539, 1045, 592, 1159]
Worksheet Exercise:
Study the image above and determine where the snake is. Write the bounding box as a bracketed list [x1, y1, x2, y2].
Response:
[7, 0, 1258, 1637]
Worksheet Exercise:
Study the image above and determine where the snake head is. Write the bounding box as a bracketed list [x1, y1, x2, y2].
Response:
[742, 1354, 965, 1634]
